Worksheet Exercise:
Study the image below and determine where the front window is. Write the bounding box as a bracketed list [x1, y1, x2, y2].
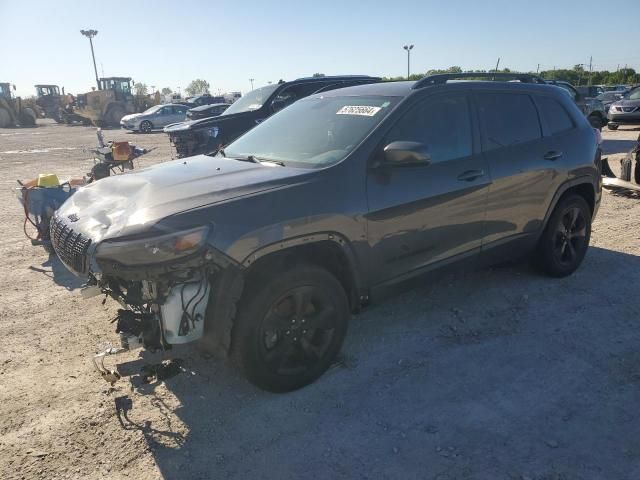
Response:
[143, 105, 162, 115]
[222, 84, 279, 115]
[224, 95, 399, 167]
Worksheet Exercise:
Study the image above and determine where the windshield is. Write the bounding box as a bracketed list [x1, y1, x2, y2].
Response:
[224, 95, 399, 168]
[624, 87, 640, 100]
[143, 105, 162, 114]
[222, 84, 279, 115]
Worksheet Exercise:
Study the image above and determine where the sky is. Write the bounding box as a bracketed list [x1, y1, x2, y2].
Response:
[2, 0, 639, 98]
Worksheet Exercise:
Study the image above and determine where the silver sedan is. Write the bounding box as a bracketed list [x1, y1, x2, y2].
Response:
[120, 104, 188, 133]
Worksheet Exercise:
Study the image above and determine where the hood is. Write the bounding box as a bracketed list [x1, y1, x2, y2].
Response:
[121, 113, 143, 122]
[57, 155, 310, 243]
[612, 98, 640, 107]
[164, 110, 250, 133]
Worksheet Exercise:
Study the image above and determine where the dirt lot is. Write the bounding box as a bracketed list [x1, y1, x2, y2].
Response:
[1, 120, 639, 480]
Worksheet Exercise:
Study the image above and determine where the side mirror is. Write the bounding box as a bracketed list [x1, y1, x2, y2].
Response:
[382, 141, 431, 166]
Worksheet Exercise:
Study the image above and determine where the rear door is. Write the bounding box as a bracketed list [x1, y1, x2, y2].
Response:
[366, 91, 491, 284]
[475, 90, 565, 248]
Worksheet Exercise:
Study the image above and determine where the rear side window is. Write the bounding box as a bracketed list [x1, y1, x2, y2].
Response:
[536, 96, 574, 135]
[385, 93, 472, 162]
[476, 93, 541, 150]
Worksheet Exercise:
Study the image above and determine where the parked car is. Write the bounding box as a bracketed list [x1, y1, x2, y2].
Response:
[186, 102, 230, 120]
[52, 72, 601, 392]
[575, 85, 605, 98]
[596, 91, 624, 113]
[545, 80, 607, 128]
[604, 85, 629, 92]
[164, 75, 382, 158]
[181, 94, 226, 109]
[607, 86, 640, 130]
[120, 104, 188, 133]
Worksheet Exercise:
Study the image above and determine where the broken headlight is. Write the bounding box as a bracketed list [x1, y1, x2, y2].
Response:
[95, 226, 209, 266]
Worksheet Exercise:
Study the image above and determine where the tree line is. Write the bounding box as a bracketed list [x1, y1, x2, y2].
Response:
[384, 65, 639, 86]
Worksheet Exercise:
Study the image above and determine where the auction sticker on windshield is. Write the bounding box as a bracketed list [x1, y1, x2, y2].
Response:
[336, 105, 382, 116]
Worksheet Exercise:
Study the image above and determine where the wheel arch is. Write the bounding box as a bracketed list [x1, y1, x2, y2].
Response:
[543, 178, 597, 231]
[241, 233, 366, 313]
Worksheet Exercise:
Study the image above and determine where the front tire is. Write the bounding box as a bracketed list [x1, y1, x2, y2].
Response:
[231, 264, 349, 392]
[534, 194, 591, 277]
[607, 123, 619, 130]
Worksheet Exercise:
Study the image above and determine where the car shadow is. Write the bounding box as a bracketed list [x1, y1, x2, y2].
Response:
[108, 245, 640, 479]
[28, 253, 85, 290]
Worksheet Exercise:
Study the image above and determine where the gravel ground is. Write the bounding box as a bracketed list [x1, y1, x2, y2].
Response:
[1, 120, 639, 480]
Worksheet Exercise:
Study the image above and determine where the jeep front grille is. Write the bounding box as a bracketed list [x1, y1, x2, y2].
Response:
[50, 216, 92, 274]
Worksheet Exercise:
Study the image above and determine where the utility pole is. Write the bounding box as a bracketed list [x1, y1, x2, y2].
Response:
[536, 63, 540, 74]
[588, 56, 593, 86]
[494, 57, 500, 72]
[80, 29, 100, 90]
[403, 45, 414, 80]
[249, 78, 255, 90]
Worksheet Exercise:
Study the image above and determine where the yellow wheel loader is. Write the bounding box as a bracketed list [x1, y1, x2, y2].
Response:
[0, 83, 37, 128]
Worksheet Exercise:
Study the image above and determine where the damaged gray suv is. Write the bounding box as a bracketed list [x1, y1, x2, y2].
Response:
[52, 73, 601, 392]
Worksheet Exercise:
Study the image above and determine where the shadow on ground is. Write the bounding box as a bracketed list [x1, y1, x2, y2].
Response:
[29, 253, 85, 290]
[108, 246, 640, 479]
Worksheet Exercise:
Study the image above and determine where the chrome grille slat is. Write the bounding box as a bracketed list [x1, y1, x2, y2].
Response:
[50, 216, 92, 274]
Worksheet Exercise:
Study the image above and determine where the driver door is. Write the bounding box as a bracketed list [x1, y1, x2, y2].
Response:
[366, 92, 491, 284]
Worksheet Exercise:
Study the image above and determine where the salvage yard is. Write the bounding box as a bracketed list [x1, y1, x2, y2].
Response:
[1, 120, 640, 479]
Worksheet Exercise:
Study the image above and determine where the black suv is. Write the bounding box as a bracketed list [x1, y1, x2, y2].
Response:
[53, 73, 601, 392]
[164, 75, 381, 157]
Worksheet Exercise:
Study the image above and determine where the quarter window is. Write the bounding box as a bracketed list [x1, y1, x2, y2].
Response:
[476, 93, 541, 150]
[536, 96, 574, 135]
[385, 93, 472, 162]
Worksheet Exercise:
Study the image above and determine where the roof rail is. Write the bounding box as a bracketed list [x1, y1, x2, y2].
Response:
[294, 75, 381, 81]
[412, 72, 546, 89]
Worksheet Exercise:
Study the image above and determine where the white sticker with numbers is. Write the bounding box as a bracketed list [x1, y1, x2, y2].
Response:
[336, 105, 382, 116]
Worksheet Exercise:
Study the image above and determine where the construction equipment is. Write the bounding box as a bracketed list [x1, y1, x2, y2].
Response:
[0, 82, 37, 128]
[34, 84, 71, 123]
[74, 77, 158, 127]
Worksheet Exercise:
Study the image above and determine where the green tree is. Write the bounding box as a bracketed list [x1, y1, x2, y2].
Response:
[185, 79, 210, 96]
[133, 82, 148, 96]
[312, 73, 325, 77]
[161, 87, 172, 95]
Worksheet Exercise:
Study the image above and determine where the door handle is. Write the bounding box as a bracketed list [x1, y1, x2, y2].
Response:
[457, 170, 485, 182]
[544, 151, 563, 161]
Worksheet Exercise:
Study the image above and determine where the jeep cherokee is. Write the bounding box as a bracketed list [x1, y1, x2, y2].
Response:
[52, 72, 602, 392]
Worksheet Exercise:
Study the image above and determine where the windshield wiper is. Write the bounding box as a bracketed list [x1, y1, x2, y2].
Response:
[231, 155, 285, 166]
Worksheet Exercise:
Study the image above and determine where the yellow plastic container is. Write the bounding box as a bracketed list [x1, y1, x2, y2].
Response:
[36, 173, 60, 188]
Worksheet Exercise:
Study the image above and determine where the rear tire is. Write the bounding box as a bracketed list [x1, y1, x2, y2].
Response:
[140, 120, 153, 133]
[0, 107, 11, 128]
[588, 114, 604, 130]
[534, 194, 591, 278]
[231, 264, 349, 392]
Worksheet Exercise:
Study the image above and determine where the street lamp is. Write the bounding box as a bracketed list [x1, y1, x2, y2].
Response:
[403, 45, 414, 80]
[80, 29, 100, 90]
[249, 78, 255, 90]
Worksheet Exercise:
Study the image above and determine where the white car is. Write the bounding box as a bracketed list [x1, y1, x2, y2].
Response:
[120, 104, 188, 133]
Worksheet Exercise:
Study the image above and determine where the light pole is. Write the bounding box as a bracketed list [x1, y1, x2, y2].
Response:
[80, 29, 100, 90]
[403, 45, 414, 80]
[249, 78, 255, 90]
